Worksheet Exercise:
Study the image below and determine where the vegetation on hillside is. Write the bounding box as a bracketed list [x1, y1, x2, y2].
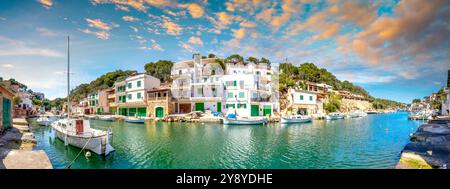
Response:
[324, 93, 341, 113]
[412, 99, 421, 103]
[144, 60, 174, 83]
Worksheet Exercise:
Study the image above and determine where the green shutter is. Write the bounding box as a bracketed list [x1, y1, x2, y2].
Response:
[309, 96, 313, 101]
[251, 105, 259, 117]
[228, 92, 233, 98]
[2, 97, 11, 129]
[137, 93, 141, 99]
[137, 81, 141, 87]
[128, 83, 132, 89]
[217, 102, 222, 112]
[263, 105, 271, 116]
[195, 103, 205, 112]
[239, 92, 245, 98]
[300, 95, 304, 100]
[233, 80, 237, 86]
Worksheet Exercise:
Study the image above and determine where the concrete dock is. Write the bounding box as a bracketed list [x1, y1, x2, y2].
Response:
[0, 118, 52, 169]
[396, 117, 450, 169]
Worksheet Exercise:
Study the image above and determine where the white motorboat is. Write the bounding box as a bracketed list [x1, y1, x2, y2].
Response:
[50, 36, 114, 156]
[280, 115, 312, 124]
[86, 115, 98, 120]
[51, 119, 114, 155]
[125, 117, 145, 123]
[347, 110, 367, 118]
[326, 112, 345, 120]
[36, 115, 58, 126]
[223, 117, 267, 125]
[408, 110, 433, 120]
[98, 116, 114, 121]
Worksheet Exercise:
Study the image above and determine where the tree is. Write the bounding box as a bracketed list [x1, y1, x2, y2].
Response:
[225, 54, 244, 63]
[214, 58, 226, 71]
[324, 93, 341, 113]
[412, 99, 421, 103]
[260, 57, 270, 64]
[13, 96, 22, 106]
[144, 60, 174, 83]
[208, 54, 216, 58]
[246, 56, 259, 64]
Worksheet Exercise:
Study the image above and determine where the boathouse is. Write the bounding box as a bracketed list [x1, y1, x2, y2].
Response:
[146, 86, 174, 118]
[0, 84, 15, 132]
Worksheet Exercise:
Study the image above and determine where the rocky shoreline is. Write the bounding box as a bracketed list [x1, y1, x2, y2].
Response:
[396, 118, 450, 169]
[0, 117, 52, 169]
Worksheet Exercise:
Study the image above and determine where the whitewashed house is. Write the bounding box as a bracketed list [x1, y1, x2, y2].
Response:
[171, 54, 224, 113]
[287, 88, 318, 115]
[118, 73, 160, 117]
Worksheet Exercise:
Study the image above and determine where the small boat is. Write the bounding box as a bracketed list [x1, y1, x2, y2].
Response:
[347, 110, 367, 118]
[98, 116, 114, 121]
[36, 115, 58, 126]
[223, 117, 267, 125]
[408, 110, 433, 120]
[86, 115, 98, 120]
[280, 115, 312, 124]
[366, 110, 378, 114]
[326, 112, 345, 120]
[51, 119, 114, 155]
[125, 117, 145, 123]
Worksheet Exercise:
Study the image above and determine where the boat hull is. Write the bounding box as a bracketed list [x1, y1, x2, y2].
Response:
[280, 117, 311, 124]
[223, 118, 267, 125]
[53, 126, 114, 155]
[125, 118, 145, 123]
[326, 115, 344, 120]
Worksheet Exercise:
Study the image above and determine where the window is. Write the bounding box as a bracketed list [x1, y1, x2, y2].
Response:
[137, 81, 141, 87]
[228, 92, 234, 98]
[233, 80, 237, 86]
[238, 104, 246, 109]
[137, 93, 141, 99]
[226, 104, 236, 108]
[128, 83, 132, 89]
[300, 95, 304, 100]
[198, 88, 203, 96]
[309, 96, 313, 101]
[128, 94, 132, 100]
[239, 92, 245, 98]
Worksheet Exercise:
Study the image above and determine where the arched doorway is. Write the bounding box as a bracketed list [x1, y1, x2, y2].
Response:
[155, 107, 164, 118]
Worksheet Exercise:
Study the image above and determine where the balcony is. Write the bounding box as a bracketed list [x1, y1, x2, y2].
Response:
[107, 94, 115, 99]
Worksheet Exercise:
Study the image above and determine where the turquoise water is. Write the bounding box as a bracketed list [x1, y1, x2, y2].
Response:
[29, 112, 424, 169]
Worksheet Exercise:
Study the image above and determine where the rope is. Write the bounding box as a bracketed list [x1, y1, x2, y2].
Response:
[66, 135, 93, 169]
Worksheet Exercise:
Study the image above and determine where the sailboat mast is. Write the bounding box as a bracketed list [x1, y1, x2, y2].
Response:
[67, 36, 70, 119]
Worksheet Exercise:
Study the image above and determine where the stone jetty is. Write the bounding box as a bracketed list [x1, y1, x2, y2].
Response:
[0, 118, 52, 169]
[396, 118, 450, 169]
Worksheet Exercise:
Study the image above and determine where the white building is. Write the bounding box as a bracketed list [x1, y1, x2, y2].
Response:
[117, 73, 160, 117]
[171, 54, 224, 113]
[287, 88, 318, 115]
[441, 87, 450, 115]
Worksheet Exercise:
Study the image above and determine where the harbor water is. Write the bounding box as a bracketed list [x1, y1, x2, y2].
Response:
[29, 112, 424, 169]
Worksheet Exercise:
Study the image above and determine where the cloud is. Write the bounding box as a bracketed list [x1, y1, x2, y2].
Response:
[0, 36, 63, 57]
[188, 36, 203, 45]
[225, 0, 264, 14]
[36, 27, 58, 36]
[181, 3, 204, 18]
[335, 72, 397, 84]
[140, 39, 164, 51]
[240, 21, 256, 28]
[37, 0, 53, 9]
[1, 64, 14, 68]
[79, 29, 110, 40]
[179, 41, 194, 52]
[129, 26, 139, 32]
[287, 11, 340, 40]
[0, 17, 6, 21]
[122, 16, 140, 22]
[86, 18, 119, 31]
[163, 19, 182, 36]
[91, 0, 148, 11]
[232, 28, 246, 39]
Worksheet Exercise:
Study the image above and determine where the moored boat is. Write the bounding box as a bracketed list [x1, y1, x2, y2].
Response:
[280, 115, 312, 124]
[366, 110, 378, 114]
[36, 115, 58, 126]
[51, 119, 114, 155]
[326, 112, 345, 120]
[98, 116, 114, 121]
[223, 117, 267, 125]
[125, 117, 145, 123]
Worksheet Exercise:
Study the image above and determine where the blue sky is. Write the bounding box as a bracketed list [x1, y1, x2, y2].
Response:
[0, 0, 449, 102]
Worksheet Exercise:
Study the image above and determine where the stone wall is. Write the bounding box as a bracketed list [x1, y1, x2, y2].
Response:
[339, 99, 373, 113]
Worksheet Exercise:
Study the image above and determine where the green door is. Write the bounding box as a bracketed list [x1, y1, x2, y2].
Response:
[2, 97, 11, 129]
[128, 108, 137, 116]
[195, 103, 204, 112]
[251, 105, 259, 117]
[137, 108, 147, 117]
[263, 105, 271, 116]
[155, 107, 164, 118]
[217, 102, 222, 113]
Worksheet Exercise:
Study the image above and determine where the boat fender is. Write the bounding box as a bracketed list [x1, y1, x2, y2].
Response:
[85, 151, 91, 159]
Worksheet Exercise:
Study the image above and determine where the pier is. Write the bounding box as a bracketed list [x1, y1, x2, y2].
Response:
[396, 117, 450, 169]
[0, 118, 52, 169]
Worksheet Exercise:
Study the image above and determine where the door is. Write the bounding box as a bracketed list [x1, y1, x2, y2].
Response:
[137, 108, 147, 117]
[76, 120, 84, 135]
[217, 102, 222, 113]
[128, 108, 137, 117]
[155, 107, 164, 118]
[195, 102, 204, 112]
[2, 97, 11, 129]
[263, 105, 271, 116]
[251, 105, 259, 117]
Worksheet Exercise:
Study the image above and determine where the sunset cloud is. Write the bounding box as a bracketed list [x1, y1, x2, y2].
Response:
[37, 0, 53, 9]
[122, 16, 140, 22]
[163, 19, 182, 36]
[188, 36, 203, 45]
[181, 3, 204, 18]
[79, 29, 110, 40]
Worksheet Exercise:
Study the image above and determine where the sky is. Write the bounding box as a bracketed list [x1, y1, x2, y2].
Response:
[0, 0, 449, 102]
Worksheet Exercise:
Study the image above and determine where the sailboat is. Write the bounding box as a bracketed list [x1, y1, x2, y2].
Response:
[51, 36, 114, 156]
